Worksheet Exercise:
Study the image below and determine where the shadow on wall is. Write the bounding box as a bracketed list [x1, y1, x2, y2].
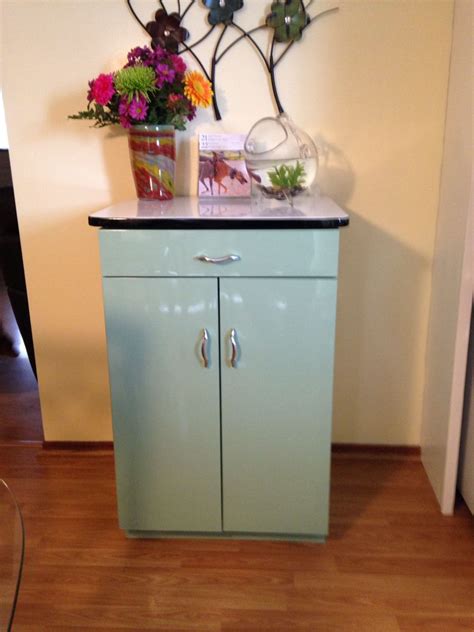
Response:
[333, 212, 430, 445]
[55, 89, 135, 204]
[103, 126, 136, 203]
[315, 134, 355, 206]
[36, 333, 112, 442]
[176, 134, 199, 197]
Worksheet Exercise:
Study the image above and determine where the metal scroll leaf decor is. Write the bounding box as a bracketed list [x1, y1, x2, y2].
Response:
[126, 0, 338, 121]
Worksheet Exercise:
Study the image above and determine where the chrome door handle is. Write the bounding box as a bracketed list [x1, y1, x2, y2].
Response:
[200, 328, 210, 368]
[194, 254, 241, 264]
[229, 328, 238, 368]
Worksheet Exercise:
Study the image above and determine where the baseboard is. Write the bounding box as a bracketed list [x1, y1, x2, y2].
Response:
[42, 441, 114, 450]
[332, 443, 421, 459]
[0, 440, 43, 448]
[40, 441, 420, 459]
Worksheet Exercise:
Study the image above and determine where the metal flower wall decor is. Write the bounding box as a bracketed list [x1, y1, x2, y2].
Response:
[126, 0, 338, 120]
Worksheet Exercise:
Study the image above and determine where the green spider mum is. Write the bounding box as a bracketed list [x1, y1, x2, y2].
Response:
[266, 0, 310, 43]
[114, 65, 157, 102]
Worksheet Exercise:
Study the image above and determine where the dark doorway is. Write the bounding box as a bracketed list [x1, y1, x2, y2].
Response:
[0, 149, 43, 442]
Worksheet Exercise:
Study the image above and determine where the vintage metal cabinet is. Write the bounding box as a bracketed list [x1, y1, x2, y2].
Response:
[90, 197, 349, 540]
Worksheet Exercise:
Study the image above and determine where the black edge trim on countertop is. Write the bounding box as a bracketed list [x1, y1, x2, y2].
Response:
[88, 217, 350, 229]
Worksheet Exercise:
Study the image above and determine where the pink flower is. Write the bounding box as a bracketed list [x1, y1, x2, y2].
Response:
[118, 98, 133, 127]
[168, 93, 182, 107]
[89, 73, 115, 105]
[118, 96, 147, 125]
[128, 96, 148, 121]
[170, 54, 186, 74]
[119, 97, 130, 116]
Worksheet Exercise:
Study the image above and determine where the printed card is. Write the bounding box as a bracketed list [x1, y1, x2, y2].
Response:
[198, 133, 251, 198]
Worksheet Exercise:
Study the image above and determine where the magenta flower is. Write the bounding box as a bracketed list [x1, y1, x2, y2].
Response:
[89, 73, 115, 105]
[128, 96, 148, 121]
[119, 97, 130, 116]
[119, 116, 131, 129]
[170, 54, 186, 75]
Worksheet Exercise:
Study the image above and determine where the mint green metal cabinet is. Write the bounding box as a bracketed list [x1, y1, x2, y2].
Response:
[220, 278, 337, 536]
[99, 228, 341, 539]
[102, 277, 222, 533]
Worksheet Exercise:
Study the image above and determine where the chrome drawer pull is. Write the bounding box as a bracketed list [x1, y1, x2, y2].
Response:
[194, 254, 241, 264]
[229, 329, 238, 368]
[200, 329, 210, 368]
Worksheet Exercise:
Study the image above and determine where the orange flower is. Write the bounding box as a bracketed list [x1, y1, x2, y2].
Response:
[184, 71, 213, 108]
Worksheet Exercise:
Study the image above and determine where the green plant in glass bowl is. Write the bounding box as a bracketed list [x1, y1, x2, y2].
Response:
[263, 160, 307, 201]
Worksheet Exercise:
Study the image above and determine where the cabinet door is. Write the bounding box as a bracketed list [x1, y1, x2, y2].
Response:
[103, 277, 221, 532]
[220, 278, 337, 536]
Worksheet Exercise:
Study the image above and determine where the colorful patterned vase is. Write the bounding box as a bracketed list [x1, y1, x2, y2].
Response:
[128, 125, 176, 200]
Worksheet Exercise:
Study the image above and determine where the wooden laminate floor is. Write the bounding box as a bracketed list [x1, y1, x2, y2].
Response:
[1, 445, 473, 631]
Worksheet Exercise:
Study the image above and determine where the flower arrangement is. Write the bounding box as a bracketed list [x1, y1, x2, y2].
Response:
[69, 45, 213, 130]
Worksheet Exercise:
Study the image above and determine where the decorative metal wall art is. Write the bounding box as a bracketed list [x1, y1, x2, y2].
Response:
[126, 0, 338, 120]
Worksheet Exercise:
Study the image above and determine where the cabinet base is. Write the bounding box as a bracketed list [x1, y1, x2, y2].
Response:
[125, 530, 326, 543]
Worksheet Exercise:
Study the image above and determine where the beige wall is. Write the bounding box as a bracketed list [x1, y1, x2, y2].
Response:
[1, 0, 453, 442]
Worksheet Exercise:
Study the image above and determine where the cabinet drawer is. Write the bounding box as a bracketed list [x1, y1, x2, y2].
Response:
[99, 229, 339, 277]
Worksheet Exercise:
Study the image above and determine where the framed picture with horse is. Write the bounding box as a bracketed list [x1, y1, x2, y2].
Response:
[198, 133, 251, 199]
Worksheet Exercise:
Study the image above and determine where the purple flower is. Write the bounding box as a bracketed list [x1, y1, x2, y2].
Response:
[187, 103, 197, 121]
[127, 46, 145, 60]
[156, 63, 176, 85]
[127, 46, 150, 66]
[128, 96, 148, 121]
[152, 46, 167, 62]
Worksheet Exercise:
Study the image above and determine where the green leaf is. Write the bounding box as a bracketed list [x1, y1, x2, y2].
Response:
[267, 0, 309, 42]
[285, 0, 302, 16]
[268, 3, 285, 22]
[267, 161, 306, 191]
[268, 168, 282, 188]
